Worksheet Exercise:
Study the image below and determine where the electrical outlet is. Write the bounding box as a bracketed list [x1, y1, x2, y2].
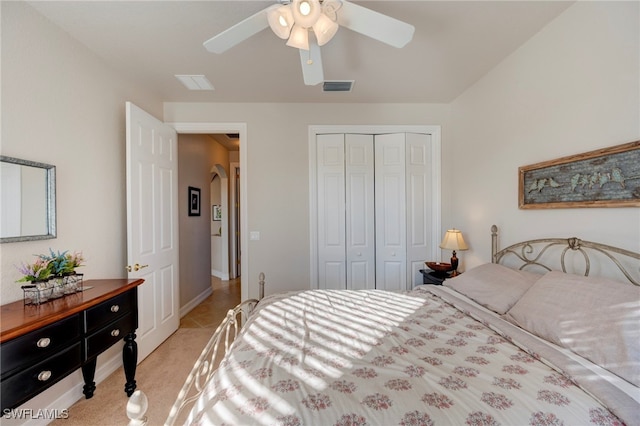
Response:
[249, 231, 260, 241]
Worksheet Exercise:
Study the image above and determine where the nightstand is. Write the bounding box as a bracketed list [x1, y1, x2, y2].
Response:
[419, 269, 451, 285]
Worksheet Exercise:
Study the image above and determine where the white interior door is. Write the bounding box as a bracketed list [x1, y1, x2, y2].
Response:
[375, 134, 407, 291]
[316, 134, 346, 289]
[126, 102, 179, 363]
[345, 134, 375, 290]
[406, 133, 432, 287]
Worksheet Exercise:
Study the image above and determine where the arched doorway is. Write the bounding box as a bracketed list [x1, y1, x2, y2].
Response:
[210, 164, 229, 280]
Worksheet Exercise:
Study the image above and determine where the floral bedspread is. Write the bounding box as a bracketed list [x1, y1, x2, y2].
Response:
[187, 289, 623, 426]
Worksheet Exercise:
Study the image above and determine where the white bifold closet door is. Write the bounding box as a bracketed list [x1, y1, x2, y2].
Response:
[316, 132, 432, 291]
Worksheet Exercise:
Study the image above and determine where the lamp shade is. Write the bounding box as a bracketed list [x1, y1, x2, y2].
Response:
[313, 13, 339, 46]
[286, 25, 310, 50]
[292, 0, 322, 28]
[439, 229, 469, 251]
[267, 4, 294, 40]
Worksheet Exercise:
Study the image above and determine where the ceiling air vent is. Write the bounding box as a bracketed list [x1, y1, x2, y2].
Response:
[323, 80, 354, 92]
[175, 75, 214, 91]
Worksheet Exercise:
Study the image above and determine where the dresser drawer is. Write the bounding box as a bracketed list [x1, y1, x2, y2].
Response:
[1, 342, 82, 411]
[85, 290, 134, 333]
[1, 314, 80, 378]
[85, 312, 135, 360]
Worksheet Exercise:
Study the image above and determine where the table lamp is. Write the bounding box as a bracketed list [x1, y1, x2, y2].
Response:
[439, 229, 469, 276]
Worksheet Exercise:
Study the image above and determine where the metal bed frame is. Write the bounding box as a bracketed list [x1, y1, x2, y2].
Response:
[127, 226, 639, 425]
[491, 224, 639, 285]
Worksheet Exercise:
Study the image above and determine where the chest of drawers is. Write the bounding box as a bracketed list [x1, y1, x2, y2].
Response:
[0, 279, 144, 411]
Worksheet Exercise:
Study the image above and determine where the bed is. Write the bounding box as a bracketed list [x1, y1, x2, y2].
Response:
[128, 225, 640, 425]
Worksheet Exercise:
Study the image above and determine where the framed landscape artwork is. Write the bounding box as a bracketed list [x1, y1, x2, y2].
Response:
[519, 141, 640, 209]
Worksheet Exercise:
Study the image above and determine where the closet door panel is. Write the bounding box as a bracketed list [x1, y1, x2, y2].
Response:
[345, 134, 375, 290]
[317, 134, 346, 290]
[406, 133, 433, 287]
[375, 134, 407, 291]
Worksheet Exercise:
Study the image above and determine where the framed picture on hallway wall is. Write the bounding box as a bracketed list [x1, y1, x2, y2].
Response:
[188, 186, 201, 216]
[212, 205, 222, 221]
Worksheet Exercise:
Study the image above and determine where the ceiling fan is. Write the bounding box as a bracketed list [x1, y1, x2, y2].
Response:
[203, 0, 415, 86]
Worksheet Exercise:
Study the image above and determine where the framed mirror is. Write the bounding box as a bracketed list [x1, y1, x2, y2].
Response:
[1, 156, 56, 243]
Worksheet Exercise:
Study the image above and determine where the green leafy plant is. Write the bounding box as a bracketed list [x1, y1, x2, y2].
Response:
[39, 249, 85, 276]
[15, 250, 85, 283]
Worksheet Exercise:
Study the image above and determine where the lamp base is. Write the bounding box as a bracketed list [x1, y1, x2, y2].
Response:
[450, 250, 459, 277]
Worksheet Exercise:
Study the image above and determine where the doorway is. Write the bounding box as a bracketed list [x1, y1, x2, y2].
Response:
[171, 122, 249, 301]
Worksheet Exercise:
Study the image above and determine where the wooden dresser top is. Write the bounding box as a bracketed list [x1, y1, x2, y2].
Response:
[0, 279, 144, 343]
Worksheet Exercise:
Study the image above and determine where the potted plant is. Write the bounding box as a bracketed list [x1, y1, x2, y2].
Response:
[39, 250, 85, 295]
[16, 250, 85, 304]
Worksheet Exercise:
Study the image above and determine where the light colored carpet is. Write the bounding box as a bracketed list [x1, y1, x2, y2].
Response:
[50, 328, 213, 426]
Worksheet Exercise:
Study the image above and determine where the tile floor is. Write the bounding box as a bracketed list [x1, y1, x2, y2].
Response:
[180, 276, 241, 329]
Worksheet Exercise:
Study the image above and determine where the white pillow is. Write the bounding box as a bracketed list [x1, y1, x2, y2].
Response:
[505, 270, 640, 387]
[443, 263, 542, 314]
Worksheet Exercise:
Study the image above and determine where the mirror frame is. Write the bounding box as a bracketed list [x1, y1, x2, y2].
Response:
[1, 155, 57, 243]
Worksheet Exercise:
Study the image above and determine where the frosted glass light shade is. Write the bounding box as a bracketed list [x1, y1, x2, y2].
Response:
[286, 25, 310, 50]
[292, 0, 321, 28]
[439, 229, 469, 251]
[267, 4, 294, 39]
[313, 13, 339, 46]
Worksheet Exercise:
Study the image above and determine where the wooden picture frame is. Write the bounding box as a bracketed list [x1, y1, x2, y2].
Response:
[188, 186, 201, 216]
[519, 140, 640, 209]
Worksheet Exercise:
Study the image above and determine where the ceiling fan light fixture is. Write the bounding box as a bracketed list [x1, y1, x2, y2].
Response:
[313, 13, 339, 46]
[286, 24, 310, 50]
[267, 4, 294, 39]
[292, 0, 321, 28]
[321, 0, 343, 20]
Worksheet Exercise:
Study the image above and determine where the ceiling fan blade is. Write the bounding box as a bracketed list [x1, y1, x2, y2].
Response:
[203, 7, 271, 54]
[337, 1, 415, 48]
[299, 39, 324, 86]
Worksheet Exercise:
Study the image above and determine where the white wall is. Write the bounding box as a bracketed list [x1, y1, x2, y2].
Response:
[1, 2, 163, 421]
[1, 1, 163, 303]
[164, 103, 452, 298]
[449, 1, 640, 270]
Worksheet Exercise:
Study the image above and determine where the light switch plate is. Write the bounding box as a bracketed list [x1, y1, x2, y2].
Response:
[249, 231, 260, 241]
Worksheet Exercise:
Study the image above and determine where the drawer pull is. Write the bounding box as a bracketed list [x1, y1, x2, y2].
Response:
[37, 337, 51, 348]
[111, 329, 120, 337]
[111, 305, 120, 313]
[38, 370, 52, 382]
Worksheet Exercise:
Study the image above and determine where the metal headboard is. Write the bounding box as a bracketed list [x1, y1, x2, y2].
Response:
[491, 225, 640, 286]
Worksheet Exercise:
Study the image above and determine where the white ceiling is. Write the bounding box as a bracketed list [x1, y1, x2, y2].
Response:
[27, 1, 573, 104]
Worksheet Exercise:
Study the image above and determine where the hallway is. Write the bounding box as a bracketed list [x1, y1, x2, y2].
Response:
[180, 276, 241, 329]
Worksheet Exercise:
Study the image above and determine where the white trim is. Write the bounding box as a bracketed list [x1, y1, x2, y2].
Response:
[167, 122, 250, 302]
[180, 285, 214, 318]
[211, 269, 230, 281]
[309, 124, 442, 289]
[229, 162, 240, 279]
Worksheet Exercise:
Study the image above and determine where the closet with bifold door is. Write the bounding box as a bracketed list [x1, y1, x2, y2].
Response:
[316, 132, 434, 291]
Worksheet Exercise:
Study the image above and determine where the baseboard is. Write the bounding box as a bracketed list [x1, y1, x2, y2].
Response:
[180, 285, 213, 318]
[211, 269, 230, 281]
